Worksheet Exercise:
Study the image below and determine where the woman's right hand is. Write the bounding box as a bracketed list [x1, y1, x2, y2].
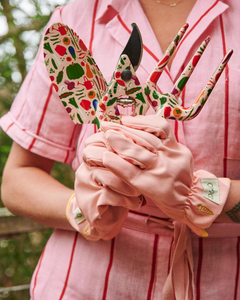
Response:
[66, 132, 144, 241]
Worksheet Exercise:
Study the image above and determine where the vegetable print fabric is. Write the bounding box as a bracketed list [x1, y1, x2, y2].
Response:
[44, 22, 107, 127]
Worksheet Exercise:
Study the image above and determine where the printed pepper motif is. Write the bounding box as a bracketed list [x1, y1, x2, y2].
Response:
[43, 22, 233, 129]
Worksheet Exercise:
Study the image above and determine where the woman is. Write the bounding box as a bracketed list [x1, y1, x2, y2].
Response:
[1, 0, 240, 299]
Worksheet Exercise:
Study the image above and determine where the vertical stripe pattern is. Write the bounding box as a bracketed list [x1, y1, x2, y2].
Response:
[64, 125, 78, 163]
[147, 234, 159, 300]
[219, 14, 229, 178]
[89, 0, 100, 54]
[234, 237, 240, 300]
[168, 238, 174, 274]
[15, 46, 44, 122]
[102, 238, 115, 300]
[196, 238, 203, 300]
[58, 232, 78, 300]
[176, 0, 220, 53]
[31, 247, 46, 300]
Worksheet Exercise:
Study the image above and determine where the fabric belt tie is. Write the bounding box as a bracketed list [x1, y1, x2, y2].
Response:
[162, 221, 195, 300]
[125, 213, 195, 300]
[125, 211, 240, 300]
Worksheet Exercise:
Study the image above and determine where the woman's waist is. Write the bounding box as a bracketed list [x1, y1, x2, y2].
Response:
[126, 205, 240, 239]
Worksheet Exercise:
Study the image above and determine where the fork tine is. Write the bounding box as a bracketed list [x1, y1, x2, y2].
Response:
[170, 36, 211, 98]
[179, 48, 234, 121]
[146, 23, 189, 86]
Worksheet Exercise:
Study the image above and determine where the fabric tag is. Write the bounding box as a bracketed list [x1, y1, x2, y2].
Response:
[201, 178, 220, 205]
[74, 207, 86, 224]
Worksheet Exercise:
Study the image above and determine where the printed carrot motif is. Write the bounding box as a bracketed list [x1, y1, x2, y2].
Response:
[43, 22, 233, 129]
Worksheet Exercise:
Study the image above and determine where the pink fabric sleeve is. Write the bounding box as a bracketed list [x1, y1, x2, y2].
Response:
[0, 6, 82, 164]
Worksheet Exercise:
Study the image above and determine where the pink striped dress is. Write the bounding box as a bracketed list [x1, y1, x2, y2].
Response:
[1, 0, 240, 299]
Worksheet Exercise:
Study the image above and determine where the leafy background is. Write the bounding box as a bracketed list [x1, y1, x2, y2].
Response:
[0, 0, 74, 298]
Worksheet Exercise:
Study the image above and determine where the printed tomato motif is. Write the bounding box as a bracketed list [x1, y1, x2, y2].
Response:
[103, 96, 108, 102]
[88, 91, 96, 99]
[173, 107, 182, 117]
[63, 37, 70, 45]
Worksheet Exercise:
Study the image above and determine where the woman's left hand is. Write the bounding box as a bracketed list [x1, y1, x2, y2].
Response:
[100, 115, 231, 237]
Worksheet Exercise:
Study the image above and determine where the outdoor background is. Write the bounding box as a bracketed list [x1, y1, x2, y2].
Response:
[0, 0, 74, 298]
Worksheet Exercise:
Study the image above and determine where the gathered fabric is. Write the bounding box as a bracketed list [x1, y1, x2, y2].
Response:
[101, 116, 231, 237]
[124, 213, 195, 300]
[162, 221, 195, 300]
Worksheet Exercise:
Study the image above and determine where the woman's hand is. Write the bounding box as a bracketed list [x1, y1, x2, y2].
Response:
[67, 132, 144, 241]
[100, 115, 231, 236]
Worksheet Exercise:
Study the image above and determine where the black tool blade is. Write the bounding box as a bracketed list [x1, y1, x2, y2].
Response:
[121, 23, 143, 71]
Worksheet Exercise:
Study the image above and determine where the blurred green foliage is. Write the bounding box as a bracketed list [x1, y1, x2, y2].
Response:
[0, 231, 53, 299]
[0, 0, 73, 298]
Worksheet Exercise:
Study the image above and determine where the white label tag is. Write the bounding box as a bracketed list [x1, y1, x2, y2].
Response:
[74, 208, 86, 224]
[201, 178, 220, 205]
